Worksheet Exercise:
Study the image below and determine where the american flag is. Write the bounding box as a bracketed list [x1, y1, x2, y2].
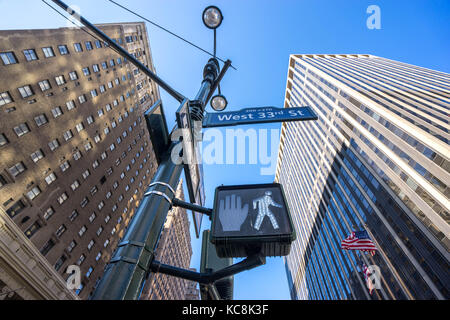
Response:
[362, 264, 375, 295]
[341, 230, 377, 255]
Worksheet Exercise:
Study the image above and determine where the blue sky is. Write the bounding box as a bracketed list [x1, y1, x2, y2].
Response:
[1, 0, 449, 300]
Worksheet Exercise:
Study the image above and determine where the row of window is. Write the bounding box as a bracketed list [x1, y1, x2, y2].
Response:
[0, 39, 109, 66]
[0, 33, 145, 68]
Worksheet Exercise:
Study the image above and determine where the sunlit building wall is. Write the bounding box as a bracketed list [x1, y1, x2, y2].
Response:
[276, 54, 449, 300]
[0, 23, 160, 299]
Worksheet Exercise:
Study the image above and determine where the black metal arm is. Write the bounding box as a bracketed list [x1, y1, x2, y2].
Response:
[50, 0, 186, 103]
[150, 254, 265, 285]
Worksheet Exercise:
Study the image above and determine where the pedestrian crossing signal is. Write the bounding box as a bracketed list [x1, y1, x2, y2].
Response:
[210, 183, 296, 258]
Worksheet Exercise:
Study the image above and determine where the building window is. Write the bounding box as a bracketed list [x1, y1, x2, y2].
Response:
[69, 210, 79, 222]
[66, 100, 76, 110]
[105, 104, 111, 111]
[71, 179, 80, 191]
[73, 150, 82, 161]
[48, 139, 60, 151]
[82, 169, 90, 179]
[80, 197, 89, 208]
[0, 133, 8, 146]
[60, 161, 70, 172]
[63, 130, 73, 141]
[26, 186, 41, 201]
[23, 49, 38, 61]
[40, 239, 55, 256]
[9, 162, 26, 177]
[95, 252, 102, 261]
[6, 200, 26, 218]
[98, 201, 104, 211]
[55, 224, 66, 237]
[51, 106, 63, 118]
[97, 109, 104, 117]
[43, 206, 55, 220]
[82, 67, 90, 76]
[69, 71, 78, 80]
[38, 80, 52, 91]
[95, 40, 102, 49]
[104, 127, 110, 135]
[96, 226, 103, 236]
[92, 64, 99, 72]
[74, 43, 83, 52]
[55, 75, 66, 86]
[86, 267, 94, 278]
[78, 225, 87, 237]
[34, 114, 48, 127]
[90, 89, 98, 98]
[103, 239, 110, 248]
[1, 51, 18, 65]
[30, 149, 44, 163]
[87, 240, 95, 251]
[92, 160, 99, 169]
[85, 41, 93, 50]
[109, 59, 115, 67]
[90, 186, 98, 196]
[67, 240, 77, 253]
[58, 45, 69, 55]
[14, 123, 30, 137]
[101, 61, 107, 69]
[76, 122, 84, 132]
[45, 172, 57, 185]
[76, 254, 86, 266]
[42, 47, 55, 58]
[18, 85, 34, 98]
[0, 174, 8, 188]
[78, 94, 86, 104]
[84, 142, 92, 151]
[54, 255, 67, 271]
[57, 192, 68, 205]
[89, 212, 96, 223]
[99, 85, 106, 93]
[105, 215, 111, 223]
[101, 151, 107, 160]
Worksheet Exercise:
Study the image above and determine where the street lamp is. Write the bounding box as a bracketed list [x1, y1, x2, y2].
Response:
[202, 5, 228, 112]
[202, 5, 223, 29]
[210, 94, 228, 111]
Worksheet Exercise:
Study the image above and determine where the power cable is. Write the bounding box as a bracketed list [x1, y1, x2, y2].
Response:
[107, 0, 236, 70]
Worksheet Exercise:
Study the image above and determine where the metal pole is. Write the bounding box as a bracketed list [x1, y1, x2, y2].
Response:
[50, 0, 186, 103]
[90, 144, 183, 300]
[91, 59, 221, 300]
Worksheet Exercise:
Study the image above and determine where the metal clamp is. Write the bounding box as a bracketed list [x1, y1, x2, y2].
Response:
[148, 181, 176, 196]
[143, 181, 177, 206]
[143, 190, 172, 206]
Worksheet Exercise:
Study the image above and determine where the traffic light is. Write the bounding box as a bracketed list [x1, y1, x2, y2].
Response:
[210, 183, 296, 258]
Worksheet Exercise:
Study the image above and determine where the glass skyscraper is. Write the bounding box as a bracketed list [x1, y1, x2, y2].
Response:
[275, 54, 449, 300]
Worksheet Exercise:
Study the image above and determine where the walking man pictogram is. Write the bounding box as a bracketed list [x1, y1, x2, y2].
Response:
[253, 191, 282, 230]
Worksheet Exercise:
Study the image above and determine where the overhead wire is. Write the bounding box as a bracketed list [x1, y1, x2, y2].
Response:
[107, 0, 236, 70]
[41, 0, 128, 58]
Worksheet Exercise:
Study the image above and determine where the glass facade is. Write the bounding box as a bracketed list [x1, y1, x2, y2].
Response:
[276, 54, 449, 300]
